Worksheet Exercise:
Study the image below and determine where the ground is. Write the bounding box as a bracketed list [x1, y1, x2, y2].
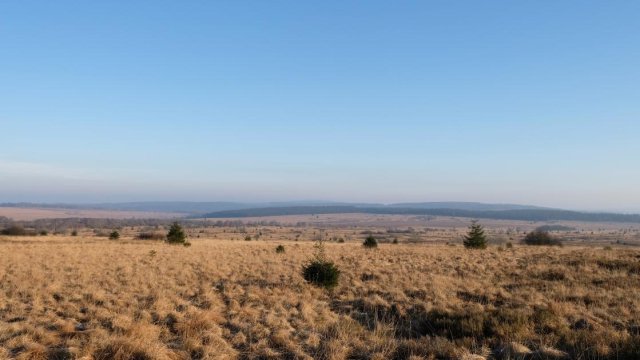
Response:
[1, 232, 639, 359]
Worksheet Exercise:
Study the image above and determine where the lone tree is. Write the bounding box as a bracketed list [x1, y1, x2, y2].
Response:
[463, 220, 487, 249]
[166, 222, 186, 244]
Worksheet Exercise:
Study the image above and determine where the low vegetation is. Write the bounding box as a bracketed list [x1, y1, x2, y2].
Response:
[301, 259, 341, 290]
[302, 239, 341, 290]
[524, 230, 563, 246]
[1, 225, 35, 236]
[136, 231, 166, 240]
[363, 235, 378, 248]
[536, 224, 576, 232]
[0, 227, 639, 359]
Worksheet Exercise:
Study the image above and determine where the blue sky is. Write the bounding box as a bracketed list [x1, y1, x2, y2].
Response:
[1, 1, 639, 211]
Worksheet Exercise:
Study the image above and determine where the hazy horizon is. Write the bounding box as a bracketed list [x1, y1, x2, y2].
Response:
[1, 197, 639, 214]
[2, 2, 639, 213]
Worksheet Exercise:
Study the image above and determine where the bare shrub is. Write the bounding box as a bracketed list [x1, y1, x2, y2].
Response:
[136, 232, 165, 240]
[523, 230, 562, 246]
[1, 225, 35, 236]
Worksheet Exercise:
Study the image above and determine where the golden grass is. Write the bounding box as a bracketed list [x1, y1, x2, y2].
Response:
[0, 235, 639, 359]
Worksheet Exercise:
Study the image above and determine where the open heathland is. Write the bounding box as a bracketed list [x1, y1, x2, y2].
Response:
[0, 233, 639, 359]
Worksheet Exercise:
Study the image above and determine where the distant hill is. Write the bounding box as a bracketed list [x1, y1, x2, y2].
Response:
[4, 201, 639, 223]
[195, 206, 640, 223]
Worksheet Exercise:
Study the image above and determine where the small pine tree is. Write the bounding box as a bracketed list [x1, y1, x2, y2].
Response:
[312, 237, 327, 261]
[302, 238, 340, 289]
[166, 222, 186, 244]
[363, 235, 378, 248]
[463, 221, 487, 249]
[109, 230, 120, 240]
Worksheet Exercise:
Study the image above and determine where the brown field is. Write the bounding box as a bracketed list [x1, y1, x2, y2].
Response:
[195, 215, 640, 247]
[202, 213, 640, 231]
[1, 228, 639, 360]
[0, 207, 184, 221]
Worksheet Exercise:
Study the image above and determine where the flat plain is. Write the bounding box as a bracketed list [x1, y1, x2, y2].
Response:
[0, 207, 184, 221]
[1, 220, 639, 359]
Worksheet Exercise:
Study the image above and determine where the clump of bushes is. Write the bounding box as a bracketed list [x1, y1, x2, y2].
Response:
[523, 230, 562, 246]
[39, 230, 48, 236]
[275, 245, 285, 253]
[302, 239, 340, 289]
[136, 231, 165, 240]
[537, 269, 566, 281]
[463, 221, 487, 249]
[392, 237, 399, 244]
[363, 235, 378, 248]
[71, 230, 78, 236]
[93, 230, 109, 237]
[1, 225, 33, 236]
[109, 231, 120, 240]
[166, 222, 186, 244]
[244, 235, 252, 241]
[303, 260, 340, 289]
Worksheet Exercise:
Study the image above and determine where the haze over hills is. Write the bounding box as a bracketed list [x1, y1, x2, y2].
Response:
[2, 201, 639, 223]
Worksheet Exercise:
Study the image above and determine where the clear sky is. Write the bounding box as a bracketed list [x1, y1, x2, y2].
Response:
[1, 1, 639, 211]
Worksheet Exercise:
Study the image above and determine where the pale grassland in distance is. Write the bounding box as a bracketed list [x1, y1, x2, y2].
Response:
[0, 233, 639, 359]
[0, 207, 184, 221]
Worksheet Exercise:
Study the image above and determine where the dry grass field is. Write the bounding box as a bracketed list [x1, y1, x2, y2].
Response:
[1, 232, 639, 360]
